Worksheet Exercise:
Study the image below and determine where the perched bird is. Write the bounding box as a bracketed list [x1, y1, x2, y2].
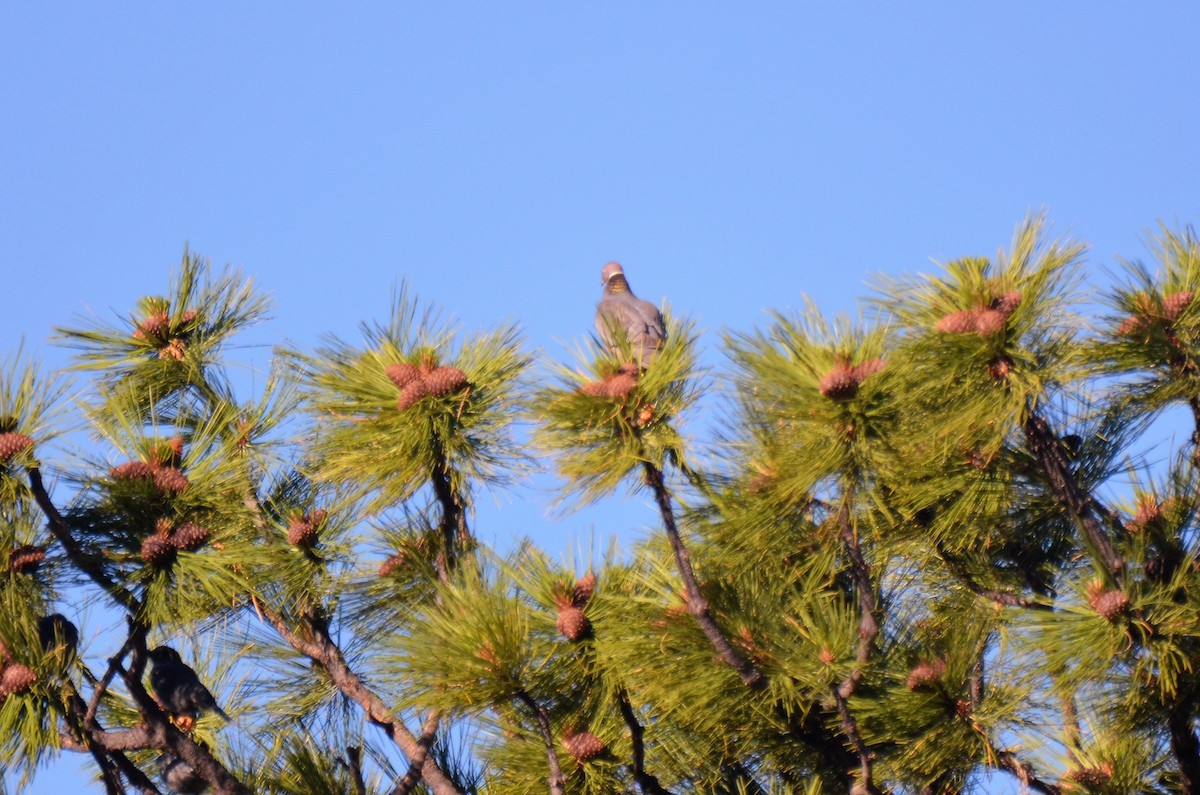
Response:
[148, 646, 230, 730]
[595, 261, 667, 366]
[158, 752, 206, 794]
[37, 613, 79, 655]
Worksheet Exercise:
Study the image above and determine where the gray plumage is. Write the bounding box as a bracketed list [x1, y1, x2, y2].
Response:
[594, 261, 667, 366]
[148, 646, 230, 722]
[158, 753, 207, 794]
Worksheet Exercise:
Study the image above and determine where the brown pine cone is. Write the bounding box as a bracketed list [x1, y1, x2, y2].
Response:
[562, 731, 605, 764]
[425, 366, 469, 397]
[1087, 585, 1129, 621]
[818, 364, 859, 400]
[157, 436, 185, 468]
[159, 339, 187, 360]
[0, 432, 33, 463]
[136, 311, 170, 341]
[556, 605, 591, 641]
[1163, 290, 1194, 322]
[141, 534, 177, 567]
[1065, 764, 1112, 788]
[572, 573, 596, 606]
[973, 308, 1007, 337]
[851, 358, 886, 382]
[993, 290, 1023, 315]
[171, 522, 211, 552]
[936, 309, 980, 334]
[0, 663, 37, 698]
[379, 552, 407, 578]
[905, 658, 947, 690]
[9, 545, 46, 574]
[1116, 314, 1151, 337]
[152, 467, 190, 495]
[396, 380, 429, 411]
[283, 516, 316, 547]
[385, 363, 421, 390]
[111, 460, 157, 480]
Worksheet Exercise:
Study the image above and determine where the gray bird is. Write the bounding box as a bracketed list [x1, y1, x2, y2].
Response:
[595, 261, 667, 366]
[148, 646, 230, 728]
[158, 752, 207, 794]
[37, 613, 79, 655]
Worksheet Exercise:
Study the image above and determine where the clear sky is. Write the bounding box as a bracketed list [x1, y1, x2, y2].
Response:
[3, 4, 1199, 792]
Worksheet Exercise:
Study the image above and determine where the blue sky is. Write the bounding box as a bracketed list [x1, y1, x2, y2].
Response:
[3, 3, 1199, 792]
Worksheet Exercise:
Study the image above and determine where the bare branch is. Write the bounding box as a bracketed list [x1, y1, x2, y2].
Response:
[515, 689, 565, 795]
[643, 461, 766, 690]
[616, 690, 673, 795]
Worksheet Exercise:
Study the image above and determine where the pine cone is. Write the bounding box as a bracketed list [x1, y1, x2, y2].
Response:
[556, 605, 591, 641]
[818, 364, 859, 400]
[851, 358, 886, 382]
[0, 432, 33, 463]
[425, 366, 469, 398]
[987, 355, 1013, 380]
[818, 647, 836, 666]
[157, 436, 185, 468]
[0, 663, 37, 698]
[379, 552, 407, 578]
[905, 658, 947, 690]
[993, 291, 1023, 315]
[1065, 764, 1112, 789]
[1087, 582, 1129, 621]
[111, 460, 157, 480]
[136, 311, 170, 341]
[1163, 290, 1194, 322]
[9, 545, 46, 574]
[1116, 314, 1151, 337]
[171, 522, 210, 552]
[141, 534, 177, 567]
[1128, 494, 1163, 534]
[572, 573, 597, 606]
[385, 363, 421, 390]
[562, 731, 605, 764]
[974, 308, 1007, 337]
[396, 380, 429, 411]
[283, 516, 316, 547]
[153, 467, 190, 495]
[936, 309, 980, 334]
[159, 339, 187, 360]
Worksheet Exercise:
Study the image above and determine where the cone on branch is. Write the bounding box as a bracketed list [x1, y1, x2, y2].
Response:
[556, 605, 591, 641]
[1064, 763, 1113, 790]
[0, 432, 33, 464]
[562, 731, 606, 764]
[171, 521, 211, 552]
[581, 365, 638, 401]
[572, 572, 596, 606]
[287, 510, 327, 547]
[0, 663, 37, 699]
[1086, 581, 1129, 621]
[818, 363, 860, 400]
[111, 460, 157, 481]
[396, 380, 430, 411]
[8, 545, 46, 574]
[152, 467, 190, 495]
[425, 366, 469, 398]
[141, 534, 177, 567]
[906, 657, 947, 691]
[936, 309, 981, 334]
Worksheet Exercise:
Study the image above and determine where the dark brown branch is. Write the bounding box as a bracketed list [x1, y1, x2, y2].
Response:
[831, 687, 877, 795]
[27, 467, 142, 612]
[835, 490, 878, 701]
[1021, 411, 1124, 580]
[392, 711, 441, 795]
[262, 607, 463, 795]
[616, 690, 672, 795]
[347, 746, 368, 795]
[993, 750, 1063, 795]
[515, 689, 565, 795]
[1168, 697, 1200, 795]
[642, 461, 766, 690]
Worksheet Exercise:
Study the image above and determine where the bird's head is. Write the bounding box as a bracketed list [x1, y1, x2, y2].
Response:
[601, 261, 625, 286]
[148, 646, 183, 666]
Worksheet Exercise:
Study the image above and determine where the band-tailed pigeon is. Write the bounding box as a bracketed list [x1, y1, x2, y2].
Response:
[38, 613, 79, 655]
[158, 753, 206, 795]
[595, 261, 666, 366]
[148, 646, 230, 729]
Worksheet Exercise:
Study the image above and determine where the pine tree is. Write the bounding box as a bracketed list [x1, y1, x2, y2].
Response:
[2, 219, 1200, 795]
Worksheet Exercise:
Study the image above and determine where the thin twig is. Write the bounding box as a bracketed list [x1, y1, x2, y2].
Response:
[515, 689, 565, 795]
[938, 547, 1052, 612]
[616, 690, 672, 795]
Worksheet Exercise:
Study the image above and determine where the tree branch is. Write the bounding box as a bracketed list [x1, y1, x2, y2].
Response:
[993, 750, 1063, 795]
[835, 490, 878, 701]
[391, 711, 441, 795]
[937, 546, 1052, 612]
[642, 461, 766, 690]
[616, 690, 672, 795]
[1168, 696, 1200, 795]
[261, 607, 463, 795]
[515, 689, 565, 795]
[1021, 411, 1124, 580]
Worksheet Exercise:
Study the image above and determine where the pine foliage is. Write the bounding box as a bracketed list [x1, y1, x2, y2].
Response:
[3, 221, 1200, 795]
